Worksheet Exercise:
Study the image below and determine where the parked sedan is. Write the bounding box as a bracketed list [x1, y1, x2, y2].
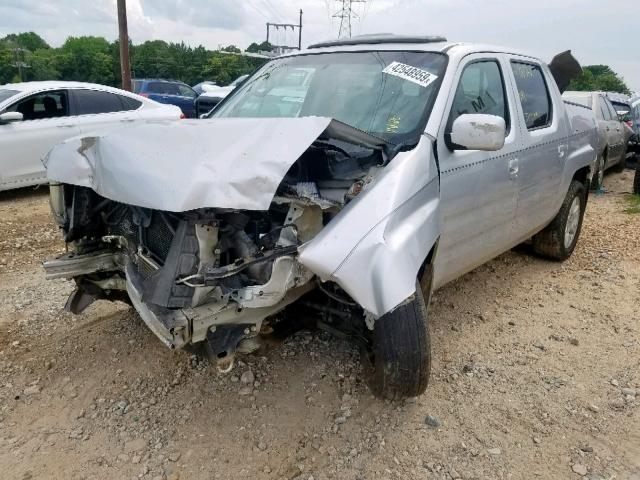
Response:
[0, 81, 182, 192]
[133, 79, 198, 118]
[563, 91, 627, 189]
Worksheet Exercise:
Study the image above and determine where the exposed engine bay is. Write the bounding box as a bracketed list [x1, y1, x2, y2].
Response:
[43, 136, 385, 369]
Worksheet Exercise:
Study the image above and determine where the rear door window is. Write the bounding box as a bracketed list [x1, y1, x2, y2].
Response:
[73, 89, 126, 115]
[511, 62, 552, 130]
[6, 90, 69, 121]
[148, 82, 180, 95]
[447, 60, 510, 132]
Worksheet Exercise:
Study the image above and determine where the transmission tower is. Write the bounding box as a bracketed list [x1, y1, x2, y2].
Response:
[333, 0, 366, 38]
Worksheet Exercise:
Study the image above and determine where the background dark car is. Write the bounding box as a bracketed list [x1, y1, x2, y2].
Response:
[133, 79, 197, 118]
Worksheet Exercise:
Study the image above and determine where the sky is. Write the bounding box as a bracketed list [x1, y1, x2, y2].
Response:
[0, 0, 638, 93]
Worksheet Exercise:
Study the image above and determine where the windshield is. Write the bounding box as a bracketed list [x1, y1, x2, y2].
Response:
[213, 51, 447, 144]
[0, 89, 19, 104]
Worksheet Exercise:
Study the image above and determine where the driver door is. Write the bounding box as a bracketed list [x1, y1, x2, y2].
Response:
[0, 89, 79, 189]
[434, 54, 521, 288]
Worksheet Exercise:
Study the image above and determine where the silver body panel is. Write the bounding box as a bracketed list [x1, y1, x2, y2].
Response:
[43, 41, 598, 347]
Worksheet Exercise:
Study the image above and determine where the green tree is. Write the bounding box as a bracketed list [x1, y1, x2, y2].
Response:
[25, 48, 60, 81]
[568, 65, 630, 95]
[0, 31, 269, 88]
[0, 41, 15, 84]
[58, 36, 116, 85]
[246, 41, 273, 53]
[2, 32, 50, 51]
[222, 45, 241, 53]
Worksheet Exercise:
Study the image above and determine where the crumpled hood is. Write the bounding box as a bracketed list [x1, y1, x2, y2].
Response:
[44, 117, 340, 212]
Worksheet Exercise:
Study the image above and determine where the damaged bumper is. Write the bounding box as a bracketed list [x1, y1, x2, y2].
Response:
[43, 248, 315, 349]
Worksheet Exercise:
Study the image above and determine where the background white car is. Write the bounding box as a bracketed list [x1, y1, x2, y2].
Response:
[0, 81, 182, 191]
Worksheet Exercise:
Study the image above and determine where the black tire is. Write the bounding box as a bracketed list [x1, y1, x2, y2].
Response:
[633, 162, 640, 195]
[532, 180, 586, 261]
[590, 154, 605, 190]
[361, 274, 432, 400]
[612, 146, 626, 173]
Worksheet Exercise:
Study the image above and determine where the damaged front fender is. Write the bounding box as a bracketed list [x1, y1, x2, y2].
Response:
[298, 136, 440, 317]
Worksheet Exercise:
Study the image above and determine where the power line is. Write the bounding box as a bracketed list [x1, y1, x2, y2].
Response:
[259, 0, 285, 23]
[246, 0, 268, 19]
[333, 0, 366, 38]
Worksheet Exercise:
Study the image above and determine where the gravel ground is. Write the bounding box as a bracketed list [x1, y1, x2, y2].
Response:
[0, 170, 639, 480]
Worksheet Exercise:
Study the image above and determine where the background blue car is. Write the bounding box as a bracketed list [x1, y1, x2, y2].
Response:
[133, 79, 198, 118]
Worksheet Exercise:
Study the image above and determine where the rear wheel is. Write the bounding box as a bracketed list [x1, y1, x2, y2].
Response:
[532, 180, 586, 261]
[633, 162, 640, 195]
[361, 273, 432, 400]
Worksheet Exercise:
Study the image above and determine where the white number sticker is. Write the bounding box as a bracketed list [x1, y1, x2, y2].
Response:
[382, 61, 438, 88]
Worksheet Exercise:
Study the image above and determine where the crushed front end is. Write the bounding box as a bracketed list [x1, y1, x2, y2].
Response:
[43, 123, 388, 367]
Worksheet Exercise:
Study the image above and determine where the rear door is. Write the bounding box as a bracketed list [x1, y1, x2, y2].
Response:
[508, 58, 565, 239]
[0, 89, 79, 189]
[435, 54, 520, 286]
[70, 88, 142, 135]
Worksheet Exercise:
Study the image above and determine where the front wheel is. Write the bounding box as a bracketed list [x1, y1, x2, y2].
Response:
[633, 162, 640, 195]
[532, 180, 586, 261]
[361, 274, 432, 400]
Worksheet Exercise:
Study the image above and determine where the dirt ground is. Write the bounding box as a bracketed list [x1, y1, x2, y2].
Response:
[0, 170, 638, 480]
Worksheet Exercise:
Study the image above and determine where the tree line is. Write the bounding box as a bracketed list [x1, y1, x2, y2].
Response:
[0, 31, 632, 95]
[0, 32, 271, 88]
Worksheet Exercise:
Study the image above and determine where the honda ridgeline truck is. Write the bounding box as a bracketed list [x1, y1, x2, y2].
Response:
[43, 35, 597, 399]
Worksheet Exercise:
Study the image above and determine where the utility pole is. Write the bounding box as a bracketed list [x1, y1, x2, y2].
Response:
[117, 0, 132, 91]
[333, 0, 366, 38]
[266, 10, 303, 52]
[10, 47, 29, 82]
[298, 9, 303, 50]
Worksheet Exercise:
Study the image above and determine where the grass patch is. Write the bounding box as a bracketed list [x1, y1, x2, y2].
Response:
[623, 194, 640, 214]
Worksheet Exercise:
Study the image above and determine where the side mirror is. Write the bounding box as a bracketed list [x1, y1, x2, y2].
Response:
[449, 114, 506, 151]
[0, 111, 24, 124]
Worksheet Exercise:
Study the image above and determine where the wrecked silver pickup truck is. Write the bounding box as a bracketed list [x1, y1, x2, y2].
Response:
[43, 35, 597, 399]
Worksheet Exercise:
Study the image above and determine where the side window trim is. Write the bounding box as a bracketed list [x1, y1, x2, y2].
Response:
[510, 60, 553, 131]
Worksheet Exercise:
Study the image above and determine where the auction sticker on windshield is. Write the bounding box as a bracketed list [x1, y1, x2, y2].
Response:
[382, 62, 438, 88]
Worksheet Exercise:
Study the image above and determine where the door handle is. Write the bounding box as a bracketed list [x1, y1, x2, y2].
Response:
[57, 124, 75, 128]
[509, 158, 519, 179]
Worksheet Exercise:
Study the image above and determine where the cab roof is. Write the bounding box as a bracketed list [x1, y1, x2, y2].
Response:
[290, 34, 541, 63]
